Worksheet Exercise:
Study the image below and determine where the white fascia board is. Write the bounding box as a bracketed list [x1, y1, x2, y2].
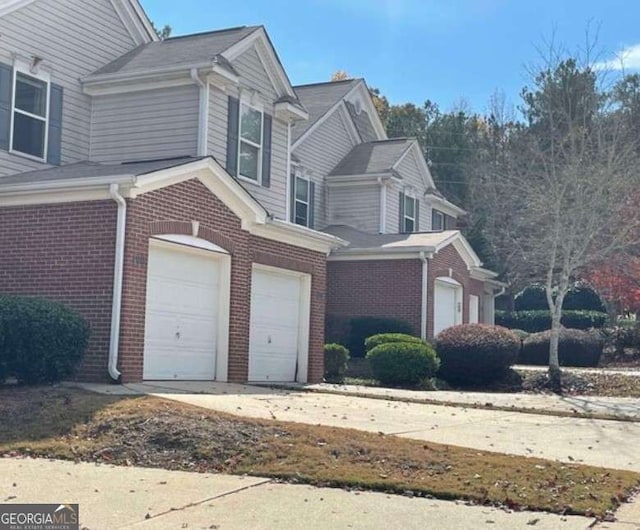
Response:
[340, 101, 362, 144]
[0, 186, 117, 206]
[449, 236, 483, 269]
[275, 100, 309, 122]
[351, 80, 387, 140]
[325, 173, 394, 187]
[82, 62, 211, 86]
[470, 266, 499, 281]
[0, 0, 36, 18]
[328, 249, 434, 261]
[110, 0, 157, 46]
[393, 140, 436, 190]
[0, 174, 134, 194]
[250, 218, 347, 254]
[425, 193, 467, 216]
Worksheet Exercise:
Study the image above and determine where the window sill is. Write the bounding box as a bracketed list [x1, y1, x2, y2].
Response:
[236, 174, 261, 187]
[8, 149, 48, 164]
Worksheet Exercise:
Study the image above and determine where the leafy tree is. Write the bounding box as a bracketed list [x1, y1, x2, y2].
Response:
[151, 21, 172, 40]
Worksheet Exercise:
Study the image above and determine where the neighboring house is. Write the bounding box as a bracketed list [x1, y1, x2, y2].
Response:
[290, 79, 504, 338]
[0, 0, 344, 384]
[0, 1, 502, 386]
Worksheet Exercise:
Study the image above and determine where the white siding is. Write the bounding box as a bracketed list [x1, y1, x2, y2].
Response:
[387, 147, 431, 232]
[90, 85, 199, 162]
[207, 85, 288, 220]
[0, 0, 137, 176]
[293, 106, 358, 229]
[233, 45, 278, 102]
[329, 184, 380, 233]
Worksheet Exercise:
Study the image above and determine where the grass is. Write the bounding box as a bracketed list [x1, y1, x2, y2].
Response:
[0, 385, 638, 518]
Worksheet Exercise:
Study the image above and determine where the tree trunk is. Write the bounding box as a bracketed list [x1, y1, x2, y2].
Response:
[548, 307, 563, 394]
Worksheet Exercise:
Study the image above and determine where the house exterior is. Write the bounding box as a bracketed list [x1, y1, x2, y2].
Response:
[0, 0, 502, 384]
[289, 79, 504, 339]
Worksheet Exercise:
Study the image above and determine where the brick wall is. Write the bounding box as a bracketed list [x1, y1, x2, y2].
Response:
[120, 178, 327, 383]
[0, 201, 117, 381]
[326, 259, 423, 336]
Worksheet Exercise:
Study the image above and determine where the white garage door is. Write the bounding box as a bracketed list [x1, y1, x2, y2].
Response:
[469, 294, 480, 324]
[248, 266, 310, 382]
[143, 242, 221, 380]
[434, 279, 462, 336]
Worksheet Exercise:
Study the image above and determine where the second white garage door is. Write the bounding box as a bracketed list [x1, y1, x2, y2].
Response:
[433, 278, 462, 337]
[248, 265, 311, 383]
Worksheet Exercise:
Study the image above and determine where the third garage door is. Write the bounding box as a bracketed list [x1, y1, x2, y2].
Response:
[248, 266, 310, 382]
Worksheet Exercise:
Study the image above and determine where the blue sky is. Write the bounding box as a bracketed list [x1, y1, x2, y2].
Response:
[143, 0, 640, 114]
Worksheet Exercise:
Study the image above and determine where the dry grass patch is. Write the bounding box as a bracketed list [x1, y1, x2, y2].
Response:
[0, 385, 638, 518]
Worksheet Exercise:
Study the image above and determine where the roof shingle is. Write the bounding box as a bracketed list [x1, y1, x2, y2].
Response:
[329, 138, 414, 176]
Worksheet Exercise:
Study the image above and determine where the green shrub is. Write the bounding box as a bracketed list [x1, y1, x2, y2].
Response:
[364, 333, 425, 353]
[435, 324, 520, 385]
[495, 310, 607, 333]
[366, 342, 439, 387]
[0, 295, 90, 384]
[347, 316, 414, 358]
[519, 328, 603, 367]
[515, 283, 606, 312]
[325, 314, 351, 346]
[515, 285, 548, 311]
[324, 343, 350, 384]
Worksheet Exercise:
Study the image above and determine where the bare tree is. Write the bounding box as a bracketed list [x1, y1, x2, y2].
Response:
[476, 47, 640, 390]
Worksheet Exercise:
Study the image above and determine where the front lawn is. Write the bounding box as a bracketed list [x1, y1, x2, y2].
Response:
[0, 385, 638, 518]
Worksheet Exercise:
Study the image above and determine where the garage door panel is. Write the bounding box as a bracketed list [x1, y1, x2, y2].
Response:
[143, 243, 221, 380]
[434, 281, 460, 336]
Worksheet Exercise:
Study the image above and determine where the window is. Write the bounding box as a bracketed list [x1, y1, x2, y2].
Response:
[403, 194, 416, 233]
[238, 103, 262, 181]
[432, 209, 445, 231]
[294, 176, 310, 227]
[11, 70, 49, 160]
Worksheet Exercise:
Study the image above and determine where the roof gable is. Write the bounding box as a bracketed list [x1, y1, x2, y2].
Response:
[329, 138, 413, 176]
[392, 141, 436, 190]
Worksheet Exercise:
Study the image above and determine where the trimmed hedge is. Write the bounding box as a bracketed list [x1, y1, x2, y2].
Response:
[366, 342, 439, 387]
[519, 328, 603, 367]
[324, 343, 350, 384]
[515, 283, 606, 312]
[495, 310, 607, 333]
[0, 295, 90, 384]
[435, 324, 520, 385]
[364, 333, 425, 353]
[346, 316, 414, 358]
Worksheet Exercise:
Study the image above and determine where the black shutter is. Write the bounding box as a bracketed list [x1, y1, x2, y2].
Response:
[399, 191, 405, 232]
[226, 96, 239, 176]
[47, 83, 63, 165]
[261, 113, 272, 187]
[0, 63, 12, 151]
[414, 199, 420, 232]
[289, 173, 296, 222]
[308, 181, 316, 229]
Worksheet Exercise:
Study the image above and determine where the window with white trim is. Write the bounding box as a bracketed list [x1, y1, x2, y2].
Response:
[294, 176, 310, 227]
[403, 194, 416, 233]
[11, 68, 49, 160]
[238, 102, 263, 181]
[432, 209, 445, 231]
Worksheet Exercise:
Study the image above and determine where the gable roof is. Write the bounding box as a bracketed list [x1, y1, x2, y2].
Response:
[291, 79, 360, 143]
[344, 100, 378, 143]
[92, 25, 259, 76]
[329, 138, 414, 176]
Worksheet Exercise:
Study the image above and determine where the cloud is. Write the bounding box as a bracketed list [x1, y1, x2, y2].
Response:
[595, 43, 640, 71]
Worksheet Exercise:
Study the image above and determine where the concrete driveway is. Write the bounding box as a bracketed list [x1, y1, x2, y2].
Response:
[0, 458, 595, 530]
[76, 381, 640, 473]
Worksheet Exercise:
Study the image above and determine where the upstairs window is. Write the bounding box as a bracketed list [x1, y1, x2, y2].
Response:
[432, 209, 445, 231]
[11, 70, 49, 160]
[399, 191, 420, 233]
[238, 103, 263, 181]
[290, 174, 315, 228]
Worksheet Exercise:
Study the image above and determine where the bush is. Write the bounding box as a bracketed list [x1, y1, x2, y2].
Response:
[520, 328, 603, 367]
[347, 316, 414, 358]
[510, 329, 530, 341]
[364, 333, 425, 353]
[366, 342, 439, 387]
[435, 324, 520, 385]
[495, 310, 607, 333]
[515, 283, 606, 312]
[515, 285, 548, 311]
[324, 343, 350, 384]
[0, 296, 90, 384]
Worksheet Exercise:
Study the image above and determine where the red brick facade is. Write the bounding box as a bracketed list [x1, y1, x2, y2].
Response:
[327, 243, 488, 340]
[0, 177, 326, 383]
[0, 201, 118, 381]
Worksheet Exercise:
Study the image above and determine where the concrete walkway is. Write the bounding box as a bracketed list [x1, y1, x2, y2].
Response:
[298, 383, 640, 420]
[0, 458, 595, 529]
[75, 381, 640, 472]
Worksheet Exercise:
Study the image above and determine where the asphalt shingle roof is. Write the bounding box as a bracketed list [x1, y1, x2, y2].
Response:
[0, 157, 206, 186]
[291, 79, 360, 143]
[91, 26, 260, 76]
[322, 225, 459, 251]
[328, 138, 414, 176]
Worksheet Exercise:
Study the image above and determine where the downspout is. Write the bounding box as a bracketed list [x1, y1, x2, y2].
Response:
[190, 68, 209, 156]
[419, 251, 429, 340]
[285, 121, 292, 222]
[108, 183, 126, 381]
[378, 177, 386, 234]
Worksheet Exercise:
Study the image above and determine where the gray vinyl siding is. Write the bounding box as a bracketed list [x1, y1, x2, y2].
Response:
[233, 46, 278, 102]
[0, 0, 137, 177]
[207, 85, 288, 220]
[329, 184, 380, 233]
[293, 106, 358, 229]
[90, 85, 199, 162]
[385, 180, 400, 234]
[393, 148, 430, 231]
